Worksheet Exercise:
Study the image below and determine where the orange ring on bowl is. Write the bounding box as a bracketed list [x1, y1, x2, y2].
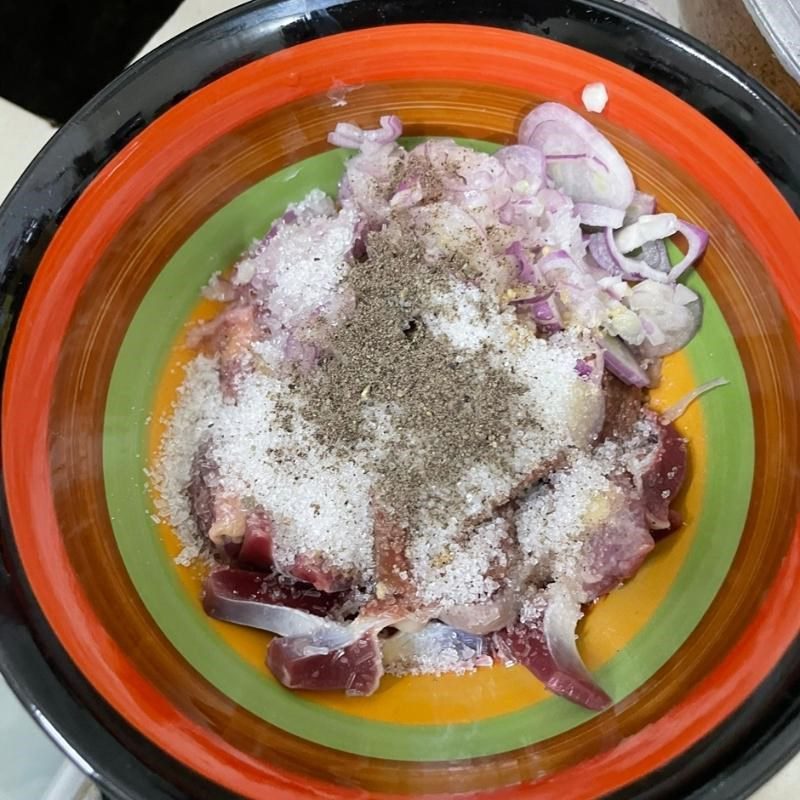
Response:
[3, 24, 800, 799]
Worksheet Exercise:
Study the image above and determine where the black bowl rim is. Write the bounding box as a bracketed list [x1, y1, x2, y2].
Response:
[1, 1, 800, 798]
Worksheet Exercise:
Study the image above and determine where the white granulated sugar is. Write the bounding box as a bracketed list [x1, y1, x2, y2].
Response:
[230, 189, 357, 332]
[505, 330, 604, 448]
[383, 623, 490, 676]
[516, 450, 622, 586]
[249, 336, 285, 372]
[412, 516, 508, 607]
[291, 188, 337, 218]
[152, 355, 375, 578]
[150, 355, 221, 561]
[519, 588, 548, 626]
[425, 280, 604, 449]
[265, 207, 357, 328]
[423, 281, 499, 352]
[206, 369, 375, 580]
[174, 539, 205, 568]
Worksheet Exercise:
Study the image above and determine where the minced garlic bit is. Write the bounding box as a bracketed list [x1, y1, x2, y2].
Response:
[582, 82, 609, 114]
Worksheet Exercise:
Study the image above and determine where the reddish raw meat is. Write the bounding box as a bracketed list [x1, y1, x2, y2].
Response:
[186, 442, 246, 546]
[186, 441, 218, 538]
[641, 419, 688, 531]
[598, 374, 644, 443]
[495, 595, 611, 711]
[238, 509, 274, 570]
[289, 553, 352, 593]
[267, 629, 383, 696]
[203, 569, 348, 621]
[188, 304, 260, 399]
[581, 495, 654, 602]
[373, 507, 414, 602]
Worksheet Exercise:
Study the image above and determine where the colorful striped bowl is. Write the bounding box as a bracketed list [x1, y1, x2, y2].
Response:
[1, 2, 799, 798]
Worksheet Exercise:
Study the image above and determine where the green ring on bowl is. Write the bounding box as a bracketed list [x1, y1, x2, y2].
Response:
[103, 142, 754, 761]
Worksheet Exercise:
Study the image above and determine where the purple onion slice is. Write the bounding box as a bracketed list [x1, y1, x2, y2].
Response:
[519, 103, 635, 211]
[598, 333, 650, 387]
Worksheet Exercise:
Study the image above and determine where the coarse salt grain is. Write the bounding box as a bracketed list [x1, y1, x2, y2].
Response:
[412, 516, 509, 607]
[382, 623, 490, 676]
[516, 448, 623, 588]
[150, 355, 222, 563]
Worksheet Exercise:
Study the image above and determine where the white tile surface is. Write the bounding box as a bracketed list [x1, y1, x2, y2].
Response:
[0, 678, 64, 800]
[134, 0, 248, 59]
[754, 758, 800, 798]
[0, 0, 797, 797]
[0, 97, 54, 204]
[629, 0, 681, 26]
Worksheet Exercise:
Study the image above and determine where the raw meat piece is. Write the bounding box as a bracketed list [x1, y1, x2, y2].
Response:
[188, 304, 260, 400]
[598, 373, 644, 443]
[495, 586, 611, 711]
[371, 507, 416, 610]
[267, 628, 383, 695]
[581, 492, 654, 602]
[641, 420, 688, 530]
[289, 552, 353, 593]
[203, 568, 348, 620]
[186, 441, 245, 547]
[237, 509, 274, 570]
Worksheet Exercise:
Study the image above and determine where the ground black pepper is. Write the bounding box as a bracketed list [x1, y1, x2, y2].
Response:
[295, 220, 529, 526]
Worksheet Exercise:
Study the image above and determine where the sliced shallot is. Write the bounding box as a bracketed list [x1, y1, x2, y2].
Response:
[494, 144, 547, 195]
[668, 221, 710, 282]
[614, 213, 678, 254]
[628, 280, 703, 357]
[659, 377, 729, 425]
[624, 191, 656, 222]
[506, 241, 544, 286]
[518, 290, 564, 333]
[575, 202, 626, 229]
[495, 585, 612, 711]
[598, 333, 650, 387]
[328, 115, 403, 149]
[589, 228, 672, 283]
[519, 102, 635, 211]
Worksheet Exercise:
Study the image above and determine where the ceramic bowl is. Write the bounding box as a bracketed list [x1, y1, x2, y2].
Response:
[1, 2, 799, 799]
